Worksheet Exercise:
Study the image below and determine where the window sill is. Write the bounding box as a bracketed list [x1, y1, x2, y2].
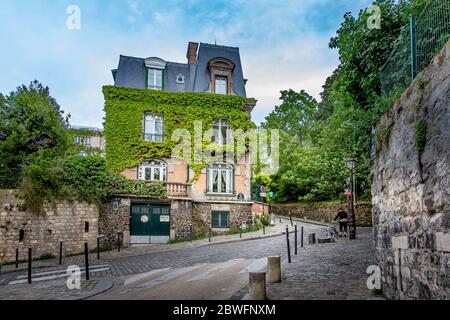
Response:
[205, 193, 236, 197]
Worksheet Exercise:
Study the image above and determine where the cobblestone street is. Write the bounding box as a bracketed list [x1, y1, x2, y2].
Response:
[0, 219, 379, 300]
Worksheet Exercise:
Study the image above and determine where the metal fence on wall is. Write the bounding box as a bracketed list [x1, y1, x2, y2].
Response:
[380, 0, 450, 96]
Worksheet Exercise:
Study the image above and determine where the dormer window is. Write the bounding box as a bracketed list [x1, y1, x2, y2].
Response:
[144, 57, 166, 91]
[215, 76, 228, 95]
[208, 58, 235, 95]
[147, 68, 163, 90]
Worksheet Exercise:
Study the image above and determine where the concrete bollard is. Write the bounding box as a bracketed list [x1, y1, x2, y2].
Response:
[267, 256, 281, 283]
[308, 233, 316, 245]
[249, 272, 267, 300]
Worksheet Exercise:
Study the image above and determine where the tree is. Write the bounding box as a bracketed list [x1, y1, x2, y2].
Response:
[0, 80, 70, 159]
[262, 89, 319, 146]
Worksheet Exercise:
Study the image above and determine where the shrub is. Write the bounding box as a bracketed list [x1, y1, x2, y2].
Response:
[20, 155, 166, 214]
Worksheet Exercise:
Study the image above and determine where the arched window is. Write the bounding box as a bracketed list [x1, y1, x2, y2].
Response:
[206, 163, 234, 194]
[138, 159, 168, 182]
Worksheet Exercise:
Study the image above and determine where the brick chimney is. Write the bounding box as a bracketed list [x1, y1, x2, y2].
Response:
[186, 42, 199, 64]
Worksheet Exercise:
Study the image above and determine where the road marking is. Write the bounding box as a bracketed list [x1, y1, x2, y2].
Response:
[125, 264, 207, 292]
[238, 258, 267, 274]
[15, 264, 110, 279]
[9, 266, 110, 285]
[187, 259, 244, 282]
[123, 268, 171, 286]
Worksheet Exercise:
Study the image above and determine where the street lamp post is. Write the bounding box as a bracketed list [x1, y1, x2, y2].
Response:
[345, 158, 356, 240]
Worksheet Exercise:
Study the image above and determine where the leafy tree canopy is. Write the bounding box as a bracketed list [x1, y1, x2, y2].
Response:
[0, 80, 70, 159]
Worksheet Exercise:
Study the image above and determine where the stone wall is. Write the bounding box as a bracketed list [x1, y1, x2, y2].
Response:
[372, 41, 450, 300]
[271, 202, 372, 226]
[0, 189, 99, 263]
[170, 199, 192, 240]
[192, 202, 253, 235]
[252, 202, 270, 216]
[99, 197, 131, 248]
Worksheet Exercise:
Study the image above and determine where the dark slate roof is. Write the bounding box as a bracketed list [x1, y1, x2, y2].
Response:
[114, 55, 146, 89]
[112, 43, 247, 97]
[194, 43, 246, 97]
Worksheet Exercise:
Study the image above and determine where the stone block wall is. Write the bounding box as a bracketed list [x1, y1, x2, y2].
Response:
[0, 190, 99, 263]
[271, 202, 372, 226]
[372, 41, 450, 300]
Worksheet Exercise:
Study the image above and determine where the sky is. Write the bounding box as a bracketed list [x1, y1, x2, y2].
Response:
[0, 0, 373, 127]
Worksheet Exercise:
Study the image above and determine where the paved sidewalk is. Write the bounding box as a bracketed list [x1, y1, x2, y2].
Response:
[0, 219, 292, 274]
[232, 227, 383, 300]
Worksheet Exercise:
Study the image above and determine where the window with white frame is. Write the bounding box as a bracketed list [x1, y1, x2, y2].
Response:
[147, 68, 163, 90]
[206, 163, 234, 194]
[144, 113, 164, 142]
[212, 119, 229, 145]
[83, 136, 92, 147]
[74, 136, 81, 145]
[215, 76, 228, 95]
[138, 159, 168, 182]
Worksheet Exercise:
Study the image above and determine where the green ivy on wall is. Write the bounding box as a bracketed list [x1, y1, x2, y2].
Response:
[103, 86, 255, 179]
[67, 128, 104, 155]
[415, 119, 427, 154]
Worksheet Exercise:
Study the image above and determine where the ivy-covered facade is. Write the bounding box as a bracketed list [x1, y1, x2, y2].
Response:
[68, 125, 105, 156]
[103, 42, 260, 244]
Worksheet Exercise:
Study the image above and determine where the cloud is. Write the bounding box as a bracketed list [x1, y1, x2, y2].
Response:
[0, 0, 373, 127]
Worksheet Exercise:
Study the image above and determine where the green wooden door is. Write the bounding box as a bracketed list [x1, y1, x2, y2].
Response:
[130, 204, 152, 236]
[130, 204, 170, 237]
[150, 205, 171, 236]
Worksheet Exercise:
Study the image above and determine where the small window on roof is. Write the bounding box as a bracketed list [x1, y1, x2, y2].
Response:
[176, 74, 185, 84]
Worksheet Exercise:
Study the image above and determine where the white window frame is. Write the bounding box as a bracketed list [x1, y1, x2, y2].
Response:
[74, 136, 81, 145]
[138, 160, 168, 182]
[147, 68, 163, 90]
[215, 76, 228, 95]
[207, 163, 234, 194]
[212, 119, 229, 145]
[83, 136, 92, 147]
[144, 113, 164, 142]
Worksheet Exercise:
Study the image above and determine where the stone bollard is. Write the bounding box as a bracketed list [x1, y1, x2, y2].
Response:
[308, 233, 316, 245]
[249, 272, 267, 300]
[267, 256, 281, 283]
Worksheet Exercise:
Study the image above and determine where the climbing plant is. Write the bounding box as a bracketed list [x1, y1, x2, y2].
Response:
[415, 119, 427, 154]
[103, 86, 255, 179]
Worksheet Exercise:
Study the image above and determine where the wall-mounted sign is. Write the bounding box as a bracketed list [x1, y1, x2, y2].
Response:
[160, 215, 170, 222]
[141, 215, 149, 223]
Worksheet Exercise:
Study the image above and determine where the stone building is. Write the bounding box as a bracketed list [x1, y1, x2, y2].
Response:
[102, 42, 262, 245]
[372, 40, 450, 299]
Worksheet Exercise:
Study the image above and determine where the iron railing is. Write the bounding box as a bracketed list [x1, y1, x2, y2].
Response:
[380, 0, 450, 96]
[143, 133, 164, 142]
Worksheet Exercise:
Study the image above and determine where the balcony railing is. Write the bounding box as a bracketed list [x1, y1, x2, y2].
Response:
[164, 182, 191, 198]
[143, 133, 164, 142]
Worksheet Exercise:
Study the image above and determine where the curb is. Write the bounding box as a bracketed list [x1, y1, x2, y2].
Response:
[276, 215, 332, 227]
[81, 278, 115, 300]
